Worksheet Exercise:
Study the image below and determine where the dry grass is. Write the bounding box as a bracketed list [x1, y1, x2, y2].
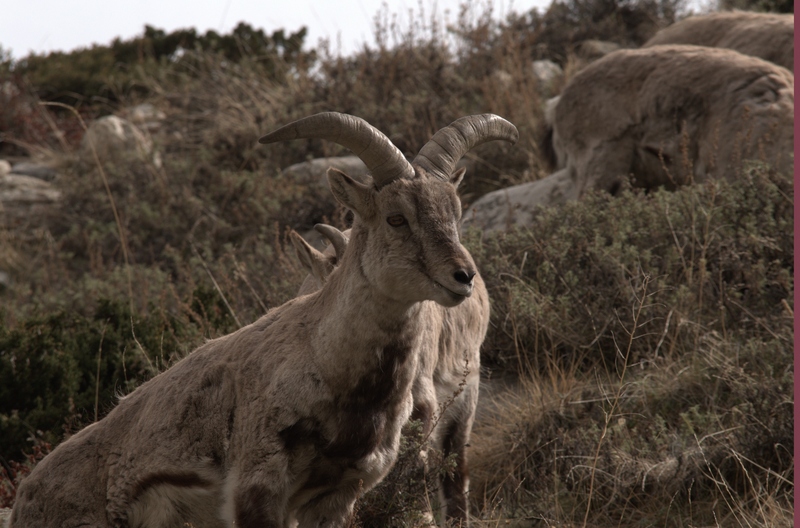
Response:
[0, 0, 792, 524]
[462, 169, 793, 526]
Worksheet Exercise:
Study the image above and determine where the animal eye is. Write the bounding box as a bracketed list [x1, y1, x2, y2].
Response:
[387, 214, 407, 227]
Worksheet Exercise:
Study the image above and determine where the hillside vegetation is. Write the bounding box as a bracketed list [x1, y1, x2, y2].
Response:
[0, 0, 793, 525]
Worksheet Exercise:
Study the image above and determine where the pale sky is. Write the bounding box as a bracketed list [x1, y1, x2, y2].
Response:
[1, 0, 552, 60]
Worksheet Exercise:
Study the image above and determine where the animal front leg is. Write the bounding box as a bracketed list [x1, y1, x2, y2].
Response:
[441, 425, 470, 527]
[232, 483, 287, 528]
[294, 481, 362, 528]
[227, 459, 292, 528]
[439, 388, 479, 528]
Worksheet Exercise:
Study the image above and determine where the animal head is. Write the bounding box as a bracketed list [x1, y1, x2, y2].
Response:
[262, 112, 517, 307]
[291, 225, 348, 297]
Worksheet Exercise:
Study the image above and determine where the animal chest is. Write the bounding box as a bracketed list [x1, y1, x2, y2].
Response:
[280, 342, 416, 499]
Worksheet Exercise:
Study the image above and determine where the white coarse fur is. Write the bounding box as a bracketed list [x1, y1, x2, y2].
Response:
[9, 113, 515, 528]
[643, 11, 793, 71]
[463, 45, 793, 232]
[292, 223, 490, 526]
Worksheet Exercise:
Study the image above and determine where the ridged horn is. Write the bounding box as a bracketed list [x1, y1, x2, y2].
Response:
[314, 224, 349, 260]
[413, 114, 519, 181]
[259, 112, 413, 188]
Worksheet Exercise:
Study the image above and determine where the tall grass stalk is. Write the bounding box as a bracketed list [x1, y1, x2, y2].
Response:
[42, 102, 155, 373]
[583, 273, 649, 527]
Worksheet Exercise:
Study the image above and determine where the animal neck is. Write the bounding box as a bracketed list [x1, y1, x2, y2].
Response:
[316, 258, 422, 347]
[310, 226, 425, 385]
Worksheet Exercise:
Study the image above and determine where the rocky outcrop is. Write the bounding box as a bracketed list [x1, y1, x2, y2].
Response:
[532, 59, 563, 95]
[462, 169, 573, 232]
[0, 171, 61, 224]
[123, 102, 167, 132]
[79, 115, 160, 167]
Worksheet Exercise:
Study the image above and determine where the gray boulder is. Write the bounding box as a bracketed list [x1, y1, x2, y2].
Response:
[531, 59, 563, 95]
[79, 115, 160, 167]
[0, 159, 61, 225]
[126, 103, 167, 131]
[9, 160, 59, 181]
[280, 156, 371, 189]
[0, 173, 61, 205]
[462, 169, 574, 232]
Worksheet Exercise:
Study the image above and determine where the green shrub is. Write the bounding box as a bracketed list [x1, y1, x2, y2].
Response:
[0, 2, 792, 522]
[718, 0, 793, 12]
[0, 284, 252, 465]
[467, 166, 793, 373]
[6, 23, 314, 106]
[464, 166, 793, 524]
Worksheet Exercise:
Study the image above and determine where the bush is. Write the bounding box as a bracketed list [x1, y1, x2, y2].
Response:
[467, 166, 793, 373]
[0, 436, 50, 508]
[0, 1, 792, 523]
[493, 0, 685, 65]
[464, 166, 793, 524]
[0, 298, 201, 463]
[718, 0, 793, 12]
[6, 23, 315, 106]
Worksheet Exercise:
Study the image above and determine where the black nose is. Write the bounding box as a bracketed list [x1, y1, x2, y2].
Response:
[453, 269, 476, 285]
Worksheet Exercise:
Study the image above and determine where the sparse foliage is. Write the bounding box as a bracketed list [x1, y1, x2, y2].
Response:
[0, 0, 792, 524]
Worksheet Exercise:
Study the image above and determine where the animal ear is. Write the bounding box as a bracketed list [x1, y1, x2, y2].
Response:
[327, 168, 375, 218]
[289, 231, 332, 282]
[449, 166, 467, 188]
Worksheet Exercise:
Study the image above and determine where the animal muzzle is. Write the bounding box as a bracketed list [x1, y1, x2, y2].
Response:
[436, 251, 478, 301]
[453, 268, 476, 287]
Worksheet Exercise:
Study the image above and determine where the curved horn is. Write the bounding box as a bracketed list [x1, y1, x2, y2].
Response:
[314, 224, 349, 260]
[413, 114, 519, 181]
[259, 112, 413, 188]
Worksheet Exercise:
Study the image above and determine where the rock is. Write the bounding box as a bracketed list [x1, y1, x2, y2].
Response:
[575, 39, 621, 61]
[643, 12, 793, 71]
[0, 172, 61, 225]
[9, 160, 59, 181]
[280, 156, 372, 189]
[126, 103, 167, 131]
[0, 160, 10, 177]
[0, 174, 60, 207]
[532, 59, 563, 93]
[543, 96, 560, 128]
[491, 69, 514, 90]
[79, 115, 159, 167]
[0, 173, 61, 205]
[462, 169, 574, 233]
[468, 47, 795, 234]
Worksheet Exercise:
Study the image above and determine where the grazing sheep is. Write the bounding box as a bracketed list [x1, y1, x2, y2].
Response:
[644, 11, 794, 71]
[291, 223, 490, 526]
[464, 45, 793, 232]
[9, 112, 516, 528]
